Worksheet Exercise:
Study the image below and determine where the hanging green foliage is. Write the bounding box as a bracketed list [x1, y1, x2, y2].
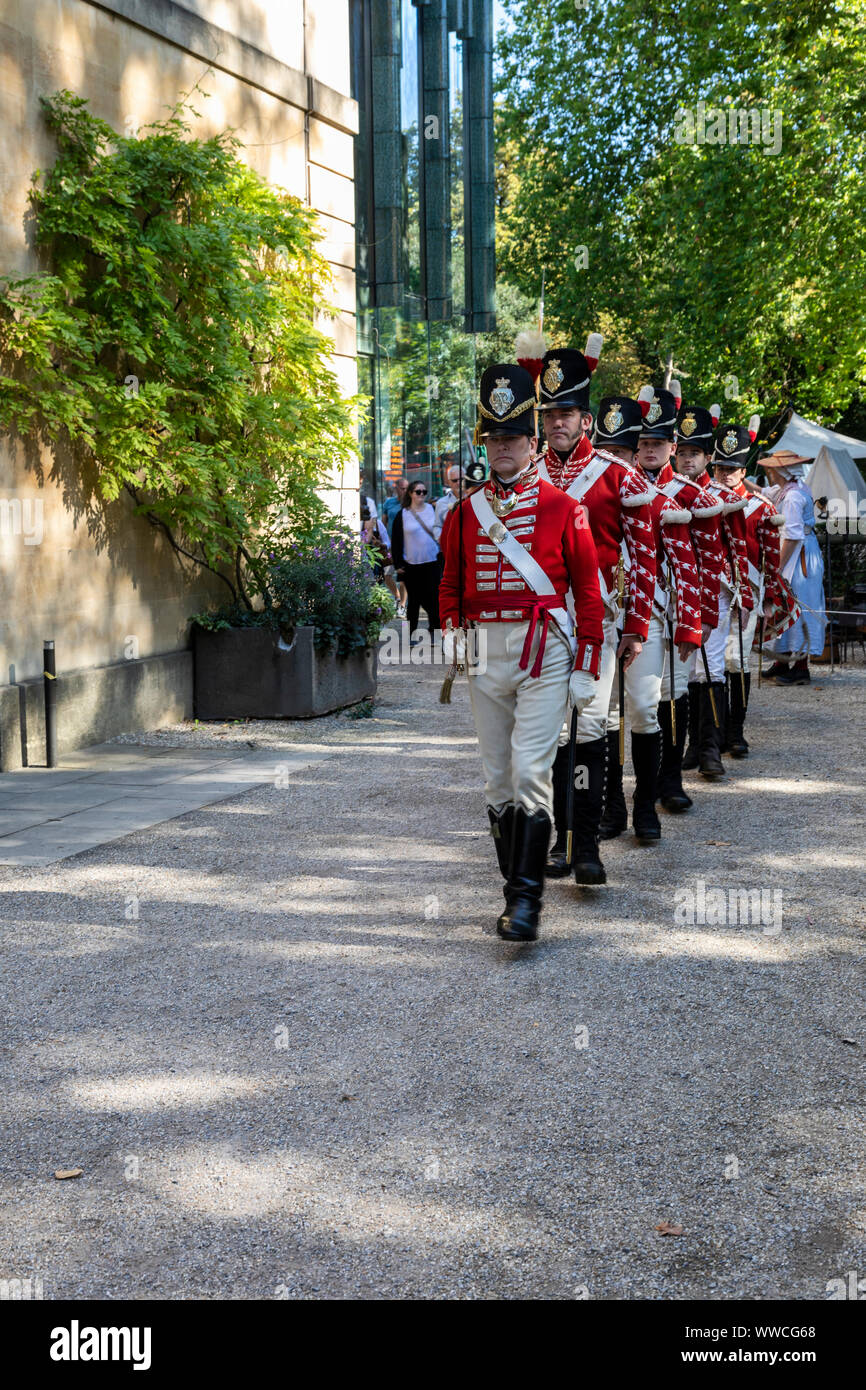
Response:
[0, 90, 359, 606]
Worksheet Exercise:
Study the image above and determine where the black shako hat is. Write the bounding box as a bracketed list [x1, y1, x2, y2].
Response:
[676, 404, 720, 452]
[476, 363, 537, 437]
[638, 385, 680, 440]
[593, 396, 643, 450]
[538, 335, 602, 412]
[712, 415, 760, 466]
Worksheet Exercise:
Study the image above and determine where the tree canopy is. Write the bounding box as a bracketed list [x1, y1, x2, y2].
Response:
[497, 0, 866, 427]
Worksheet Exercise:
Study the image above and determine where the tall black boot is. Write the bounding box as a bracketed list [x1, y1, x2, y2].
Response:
[657, 695, 693, 812]
[727, 671, 750, 757]
[631, 730, 662, 843]
[721, 673, 732, 753]
[599, 730, 627, 839]
[571, 736, 608, 886]
[496, 805, 551, 942]
[487, 804, 515, 882]
[545, 744, 571, 878]
[681, 681, 701, 770]
[699, 682, 726, 779]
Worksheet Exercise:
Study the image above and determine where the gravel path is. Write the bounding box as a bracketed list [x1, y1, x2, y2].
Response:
[0, 647, 864, 1300]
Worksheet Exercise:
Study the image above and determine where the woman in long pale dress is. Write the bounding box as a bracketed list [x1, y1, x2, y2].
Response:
[758, 455, 827, 684]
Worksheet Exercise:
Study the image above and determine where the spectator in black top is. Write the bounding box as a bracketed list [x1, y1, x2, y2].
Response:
[390, 481, 441, 636]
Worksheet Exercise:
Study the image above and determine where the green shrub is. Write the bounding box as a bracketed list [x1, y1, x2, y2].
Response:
[193, 529, 396, 655]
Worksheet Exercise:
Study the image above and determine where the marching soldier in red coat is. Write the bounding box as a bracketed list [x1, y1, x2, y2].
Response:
[439, 364, 605, 942]
[674, 410, 754, 777]
[711, 425, 794, 756]
[526, 341, 657, 883]
[634, 391, 726, 814]
[596, 388, 704, 842]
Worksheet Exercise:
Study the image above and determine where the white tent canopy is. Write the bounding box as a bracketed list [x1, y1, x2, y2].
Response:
[770, 410, 866, 460]
[804, 445, 866, 520]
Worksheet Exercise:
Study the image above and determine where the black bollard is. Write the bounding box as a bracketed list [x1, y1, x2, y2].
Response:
[44, 640, 57, 768]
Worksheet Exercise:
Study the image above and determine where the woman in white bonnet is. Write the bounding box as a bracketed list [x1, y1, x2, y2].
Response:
[746, 450, 826, 683]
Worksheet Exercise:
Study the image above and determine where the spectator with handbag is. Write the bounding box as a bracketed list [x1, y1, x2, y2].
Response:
[390, 481, 441, 636]
[361, 502, 399, 603]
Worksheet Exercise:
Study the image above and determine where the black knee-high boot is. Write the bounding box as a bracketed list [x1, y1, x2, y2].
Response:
[545, 744, 571, 877]
[487, 804, 515, 885]
[699, 683, 727, 779]
[631, 730, 662, 842]
[496, 806, 551, 942]
[657, 694, 693, 811]
[571, 736, 608, 886]
[681, 681, 701, 771]
[721, 673, 732, 752]
[727, 672, 750, 756]
[599, 730, 627, 839]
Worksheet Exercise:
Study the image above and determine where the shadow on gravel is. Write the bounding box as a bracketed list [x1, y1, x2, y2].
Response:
[0, 664, 864, 1299]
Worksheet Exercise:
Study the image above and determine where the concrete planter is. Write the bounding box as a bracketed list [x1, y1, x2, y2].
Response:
[193, 625, 376, 720]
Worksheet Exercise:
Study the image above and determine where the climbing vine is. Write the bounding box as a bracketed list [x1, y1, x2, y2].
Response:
[0, 90, 358, 607]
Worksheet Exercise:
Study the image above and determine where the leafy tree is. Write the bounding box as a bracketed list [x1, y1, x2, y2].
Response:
[497, 0, 866, 428]
[0, 91, 358, 607]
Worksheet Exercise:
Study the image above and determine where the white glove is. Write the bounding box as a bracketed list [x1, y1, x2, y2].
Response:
[569, 669, 597, 712]
[442, 626, 467, 665]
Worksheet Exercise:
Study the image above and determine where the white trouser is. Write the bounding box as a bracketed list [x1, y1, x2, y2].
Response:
[725, 602, 759, 674]
[607, 610, 666, 734]
[468, 621, 572, 816]
[658, 619, 696, 701]
[693, 588, 732, 683]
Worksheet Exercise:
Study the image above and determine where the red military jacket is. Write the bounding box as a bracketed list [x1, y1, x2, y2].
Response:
[698, 470, 755, 611]
[728, 480, 784, 608]
[536, 438, 657, 641]
[439, 461, 605, 677]
[654, 461, 725, 629]
[634, 471, 703, 647]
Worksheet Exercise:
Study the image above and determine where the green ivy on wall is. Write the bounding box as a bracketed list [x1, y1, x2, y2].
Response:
[0, 89, 359, 609]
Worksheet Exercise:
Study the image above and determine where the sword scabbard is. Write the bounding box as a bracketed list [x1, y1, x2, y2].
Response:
[439, 669, 455, 704]
[708, 684, 719, 727]
[565, 705, 578, 868]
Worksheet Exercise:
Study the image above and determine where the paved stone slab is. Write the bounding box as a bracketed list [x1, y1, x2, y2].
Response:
[0, 745, 329, 865]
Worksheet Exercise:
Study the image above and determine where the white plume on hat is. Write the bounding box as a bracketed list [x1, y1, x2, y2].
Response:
[670, 380, 682, 410]
[709, 403, 721, 426]
[584, 332, 603, 371]
[637, 384, 655, 418]
[514, 328, 547, 386]
[747, 413, 760, 442]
